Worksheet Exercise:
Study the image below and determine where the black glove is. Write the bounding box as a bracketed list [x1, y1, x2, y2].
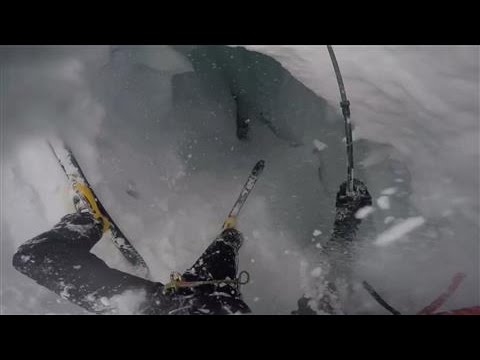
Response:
[220, 228, 244, 251]
[335, 179, 372, 217]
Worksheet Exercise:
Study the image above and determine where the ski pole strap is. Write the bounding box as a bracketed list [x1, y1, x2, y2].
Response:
[417, 272, 466, 315]
[362, 281, 402, 315]
[162, 271, 250, 295]
[434, 306, 480, 315]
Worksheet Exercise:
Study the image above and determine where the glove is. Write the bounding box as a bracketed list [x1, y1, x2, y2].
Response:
[220, 227, 244, 251]
[335, 179, 372, 217]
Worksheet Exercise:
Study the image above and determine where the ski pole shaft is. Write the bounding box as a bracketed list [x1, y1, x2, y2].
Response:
[327, 45, 355, 194]
[362, 281, 402, 315]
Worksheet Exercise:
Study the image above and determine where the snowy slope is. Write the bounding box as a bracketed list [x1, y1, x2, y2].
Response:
[1, 45, 478, 314]
[243, 45, 479, 220]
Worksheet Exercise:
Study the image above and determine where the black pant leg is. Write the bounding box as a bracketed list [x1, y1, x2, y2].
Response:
[182, 228, 242, 282]
[12, 212, 164, 314]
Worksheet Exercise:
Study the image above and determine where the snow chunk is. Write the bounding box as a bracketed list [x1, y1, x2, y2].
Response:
[374, 217, 426, 246]
[313, 139, 328, 151]
[313, 229, 322, 236]
[377, 196, 391, 210]
[384, 216, 395, 224]
[100, 297, 110, 306]
[355, 206, 375, 219]
[59, 284, 74, 299]
[108, 290, 147, 315]
[381, 187, 398, 195]
[310, 267, 323, 278]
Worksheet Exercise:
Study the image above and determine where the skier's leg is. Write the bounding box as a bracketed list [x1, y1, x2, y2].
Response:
[16, 211, 103, 256]
[13, 212, 159, 314]
[177, 228, 251, 314]
[182, 228, 243, 283]
[293, 180, 372, 315]
[180, 228, 249, 313]
[13, 212, 104, 289]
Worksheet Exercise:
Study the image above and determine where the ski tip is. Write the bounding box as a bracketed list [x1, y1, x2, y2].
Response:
[46, 138, 67, 154]
[256, 160, 265, 168]
[253, 160, 265, 175]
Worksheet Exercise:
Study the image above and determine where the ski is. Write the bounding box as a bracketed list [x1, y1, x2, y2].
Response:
[47, 140, 150, 278]
[222, 160, 265, 230]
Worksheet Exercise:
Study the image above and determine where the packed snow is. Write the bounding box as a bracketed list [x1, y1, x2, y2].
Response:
[377, 196, 391, 210]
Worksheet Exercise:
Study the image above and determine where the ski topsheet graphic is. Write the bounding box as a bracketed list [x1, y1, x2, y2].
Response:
[47, 140, 150, 278]
[222, 160, 265, 230]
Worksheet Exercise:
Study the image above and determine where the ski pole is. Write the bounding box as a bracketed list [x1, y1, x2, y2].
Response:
[327, 45, 355, 195]
[362, 281, 402, 315]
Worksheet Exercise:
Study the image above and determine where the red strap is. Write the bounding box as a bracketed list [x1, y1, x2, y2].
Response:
[434, 306, 480, 315]
[417, 272, 466, 315]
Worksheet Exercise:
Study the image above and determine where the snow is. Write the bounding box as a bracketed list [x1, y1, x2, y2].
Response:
[374, 217, 426, 246]
[381, 187, 398, 196]
[377, 196, 391, 210]
[313, 139, 328, 152]
[355, 206, 375, 219]
[59, 283, 73, 299]
[244, 45, 479, 220]
[384, 216, 395, 224]
[310, 267, 323, 278]
[100, 297, 110, 306]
